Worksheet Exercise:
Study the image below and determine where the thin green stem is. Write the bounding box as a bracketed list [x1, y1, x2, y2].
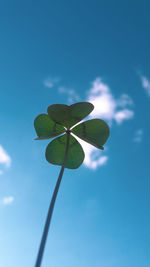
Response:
[34, 132, 70, 267]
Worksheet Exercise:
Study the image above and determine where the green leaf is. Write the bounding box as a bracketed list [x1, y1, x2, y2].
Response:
[45, 134, 85, 169]
[47, 102, 94, 129]
[72, 119, 110, 149]
[34, 114, 65, 140]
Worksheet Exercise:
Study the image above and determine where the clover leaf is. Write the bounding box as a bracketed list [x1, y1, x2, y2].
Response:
[33, 102, 110, 267]
[34, 102, 109, 169]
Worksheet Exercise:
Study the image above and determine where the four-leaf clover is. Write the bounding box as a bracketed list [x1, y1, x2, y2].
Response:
[34, 102, 109, 169]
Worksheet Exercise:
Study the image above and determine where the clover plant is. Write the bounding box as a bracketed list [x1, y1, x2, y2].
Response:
[34, 102, 109, 267]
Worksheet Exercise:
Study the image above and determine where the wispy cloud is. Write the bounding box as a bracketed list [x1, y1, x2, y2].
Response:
[1, 196, 14, 205]
[43, 76, 60, 88]
[133, 129, 143, 143]
[76, 77, 134, 170]
[0, 170, 3, 175]
[140, 75, 150, 96]
[87, 78, 134, 124]
[0, 145, 11, 168]
[58, 86, 80, 104]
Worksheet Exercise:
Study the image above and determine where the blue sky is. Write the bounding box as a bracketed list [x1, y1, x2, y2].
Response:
[0, 1, 150, 266]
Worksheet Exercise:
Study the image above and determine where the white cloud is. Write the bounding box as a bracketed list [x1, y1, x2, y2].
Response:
[140, 75, 150, 96]
[73, 77, 134, 170]
[43, 77, 60, 88]
[87, 78, 134, 124]
[2, 196, 14, 205]
[58, 86, 80, 104]
[114, 109, 134, 124]
[0, 145, 11, 168]
[133, 129, 143, 143]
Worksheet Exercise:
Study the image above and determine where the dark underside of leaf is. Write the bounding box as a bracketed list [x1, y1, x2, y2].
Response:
[72, 119, 110, 149]
[34, 114, 65, 140]
[47, 102, 94, 129]
[45, 134, 85, 169]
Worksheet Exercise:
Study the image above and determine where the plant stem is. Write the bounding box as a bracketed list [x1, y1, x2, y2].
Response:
[34, 132, 70, 267]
